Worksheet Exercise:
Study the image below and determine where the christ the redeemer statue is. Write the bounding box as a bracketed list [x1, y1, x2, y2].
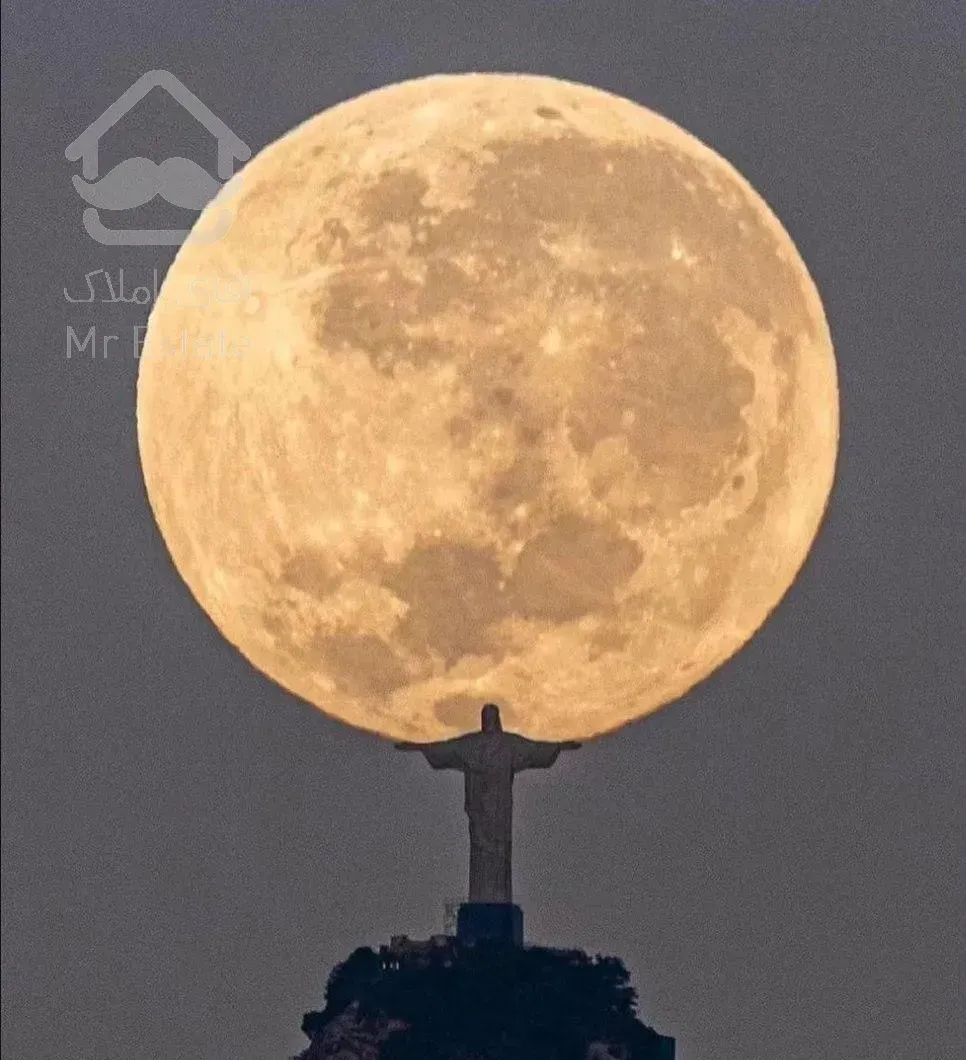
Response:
[396, 703, 581, 905]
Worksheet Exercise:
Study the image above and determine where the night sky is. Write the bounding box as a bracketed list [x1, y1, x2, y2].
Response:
[2, 3, 961, 1059]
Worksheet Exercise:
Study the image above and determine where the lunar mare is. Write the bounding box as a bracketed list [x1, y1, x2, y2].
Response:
[137, 73, 839, 742]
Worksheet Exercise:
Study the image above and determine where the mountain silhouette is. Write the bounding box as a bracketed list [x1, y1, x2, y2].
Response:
[293, 935, 675, 1059]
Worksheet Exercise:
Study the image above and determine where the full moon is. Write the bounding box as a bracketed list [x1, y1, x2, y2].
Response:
[137, 73, 839, 742]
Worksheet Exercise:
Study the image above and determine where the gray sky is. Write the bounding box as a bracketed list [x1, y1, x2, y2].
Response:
[1, 3, 961, 1058]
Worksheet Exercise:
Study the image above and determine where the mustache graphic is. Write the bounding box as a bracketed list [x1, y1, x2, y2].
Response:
[72, 156, 228, 210]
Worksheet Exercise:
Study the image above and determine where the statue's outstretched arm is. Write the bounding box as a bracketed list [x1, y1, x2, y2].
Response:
[512, 736, 582, 771]
[395, 735, 471, 770]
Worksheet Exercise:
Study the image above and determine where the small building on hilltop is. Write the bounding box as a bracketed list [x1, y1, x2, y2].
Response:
[380, 933, 455, 970]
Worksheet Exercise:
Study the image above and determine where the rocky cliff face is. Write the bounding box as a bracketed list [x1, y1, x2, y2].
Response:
[300, 1001, 407, 1059]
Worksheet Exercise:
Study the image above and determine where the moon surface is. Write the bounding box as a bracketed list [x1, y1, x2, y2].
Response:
[137, 73, 839, 742]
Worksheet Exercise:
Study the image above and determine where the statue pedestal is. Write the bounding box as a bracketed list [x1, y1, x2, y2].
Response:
[457, 902, 524, 946]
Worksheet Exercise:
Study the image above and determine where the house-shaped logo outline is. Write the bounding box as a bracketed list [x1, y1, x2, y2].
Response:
[65, 70, 251, 246]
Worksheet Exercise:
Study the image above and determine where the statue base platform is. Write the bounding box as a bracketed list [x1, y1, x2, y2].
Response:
[457, 902, 524, 946]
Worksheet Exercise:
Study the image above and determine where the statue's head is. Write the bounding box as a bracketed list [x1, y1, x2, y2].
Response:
[481, 703, 503, 732]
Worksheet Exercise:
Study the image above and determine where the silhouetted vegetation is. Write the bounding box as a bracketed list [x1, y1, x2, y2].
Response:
[296, 941, 673, 1059]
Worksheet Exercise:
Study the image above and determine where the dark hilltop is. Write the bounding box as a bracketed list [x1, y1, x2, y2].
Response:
[293, 934, 675, 1060]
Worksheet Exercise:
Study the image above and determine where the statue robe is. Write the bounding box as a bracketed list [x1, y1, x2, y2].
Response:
[418, 732, 565, 904]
